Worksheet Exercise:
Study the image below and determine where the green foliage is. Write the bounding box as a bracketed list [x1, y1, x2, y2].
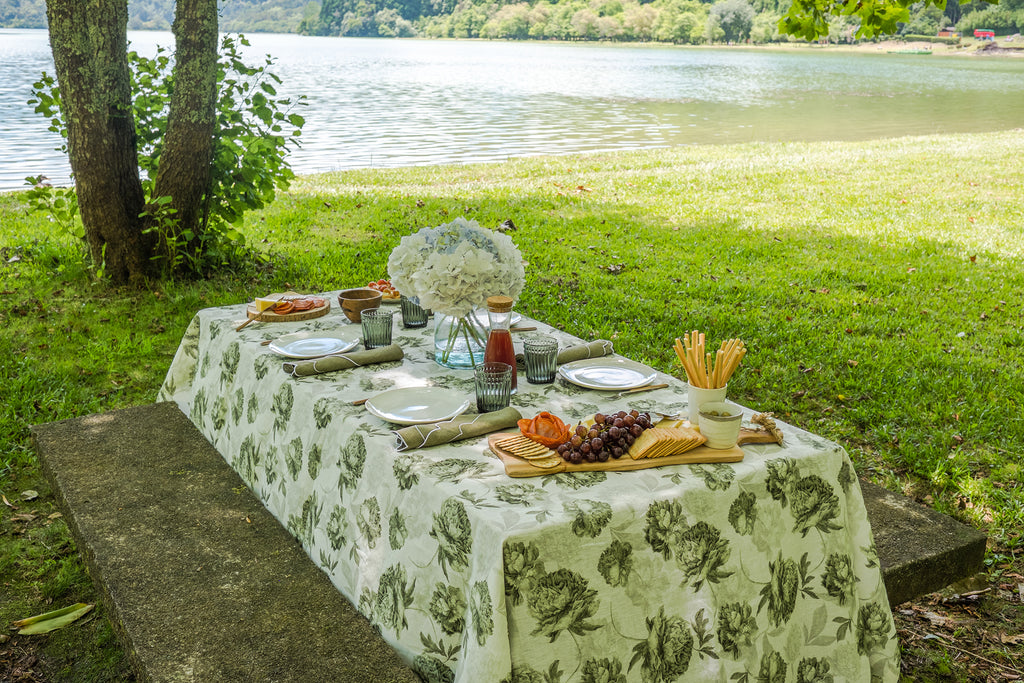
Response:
[21, 176, 82, 243]
[901, 3, 945, 35]
[957, 4, 1024, 33]
[0, 0, 316, 32]
[710, 0, 756, 41]
[779, 0, 998, 40]
[24, 34, 306, 279]
[1, 0, 1012, 40]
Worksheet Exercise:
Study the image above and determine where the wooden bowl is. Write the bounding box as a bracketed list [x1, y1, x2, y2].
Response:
[338, 288, 383, 323]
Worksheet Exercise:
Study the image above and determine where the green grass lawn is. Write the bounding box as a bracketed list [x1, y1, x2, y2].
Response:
[2, 130, 1022, 680]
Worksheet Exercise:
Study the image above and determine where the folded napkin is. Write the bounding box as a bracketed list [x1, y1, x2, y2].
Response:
[394, 406, 523, 451]
[556, 339, 614, 365]
[283, 344, 403, 377]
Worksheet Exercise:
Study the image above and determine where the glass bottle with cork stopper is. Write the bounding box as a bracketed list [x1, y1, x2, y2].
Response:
[483, 295, 517, 392]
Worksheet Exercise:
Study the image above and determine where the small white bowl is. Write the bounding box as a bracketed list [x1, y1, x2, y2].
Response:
[698, 401, 742, 449]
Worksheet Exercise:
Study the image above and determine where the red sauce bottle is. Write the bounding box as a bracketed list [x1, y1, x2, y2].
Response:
[483, 295, 517, 392]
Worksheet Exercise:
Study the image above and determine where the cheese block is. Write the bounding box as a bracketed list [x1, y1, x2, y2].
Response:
[254, 297, 279, 312]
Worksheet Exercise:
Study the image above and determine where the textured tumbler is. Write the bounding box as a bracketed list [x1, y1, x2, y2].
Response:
[361, 308, 395, 349]
[523, 335, 559, 384]
[474, 362, 513, 413]
[400, 296, 428, 328]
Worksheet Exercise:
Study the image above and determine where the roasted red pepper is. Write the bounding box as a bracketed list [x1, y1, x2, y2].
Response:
[518, 412, 570, 448]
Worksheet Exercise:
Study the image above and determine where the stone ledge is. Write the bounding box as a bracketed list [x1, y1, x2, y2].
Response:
[860, 480, 987, 607]
[31, 402, 419, 683]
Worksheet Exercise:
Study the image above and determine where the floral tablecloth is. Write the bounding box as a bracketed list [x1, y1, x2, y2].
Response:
[159, 294, 898, 683]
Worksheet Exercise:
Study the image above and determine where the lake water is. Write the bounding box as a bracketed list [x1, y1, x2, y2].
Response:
[2, 28, 1024, 192]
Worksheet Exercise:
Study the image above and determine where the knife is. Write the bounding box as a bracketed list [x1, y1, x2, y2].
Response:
[615, 383, 669, 398]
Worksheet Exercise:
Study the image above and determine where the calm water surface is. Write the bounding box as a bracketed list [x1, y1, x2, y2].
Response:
[2, 28, 1024, 191]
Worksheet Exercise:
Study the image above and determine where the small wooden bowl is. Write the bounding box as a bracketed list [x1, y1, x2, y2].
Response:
[338, 288, 383, 323]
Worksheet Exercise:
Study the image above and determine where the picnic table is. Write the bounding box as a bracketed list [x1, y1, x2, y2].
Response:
[159, 292, 898, 682]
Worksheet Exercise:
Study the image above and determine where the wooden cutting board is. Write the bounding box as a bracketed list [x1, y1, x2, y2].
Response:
[490, 432, 748, 478]
[245, 292, 331, 323]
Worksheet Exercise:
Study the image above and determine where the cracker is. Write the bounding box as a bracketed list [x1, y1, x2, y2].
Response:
[527, 456, 562, 469]
[497, 435, 555, 459]
[629, 426, 705, 459]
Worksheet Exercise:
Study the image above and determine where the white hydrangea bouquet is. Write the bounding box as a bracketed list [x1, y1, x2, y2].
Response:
[388, 217, 525, 367]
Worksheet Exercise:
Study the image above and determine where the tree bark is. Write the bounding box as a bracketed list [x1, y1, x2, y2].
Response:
[151, 0, 219, 251]
[45, 0, 150, 285]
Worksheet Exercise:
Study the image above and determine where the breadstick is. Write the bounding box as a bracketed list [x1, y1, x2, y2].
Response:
[674, 338, 699, 385]
[684, 334, 703, 387]
[721, 342, 746, 385]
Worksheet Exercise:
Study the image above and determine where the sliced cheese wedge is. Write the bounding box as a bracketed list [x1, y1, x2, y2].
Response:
[254, 297, 279, 312]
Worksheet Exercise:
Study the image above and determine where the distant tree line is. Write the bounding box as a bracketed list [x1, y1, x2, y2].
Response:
[1, 0, 1021, 41]
[301, 0, 1023, 42]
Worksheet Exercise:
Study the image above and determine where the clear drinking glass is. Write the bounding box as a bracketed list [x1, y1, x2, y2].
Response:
[523, 335, 559, 384]
[400, 295, 428, 328]
[474, 362, 513, 413]
[361, 308, 395, 349]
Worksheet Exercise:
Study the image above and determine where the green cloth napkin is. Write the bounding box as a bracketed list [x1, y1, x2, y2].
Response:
[556, 339, 614, 365]
[394, 406, 523, 451]
[283, 344, 403, 377]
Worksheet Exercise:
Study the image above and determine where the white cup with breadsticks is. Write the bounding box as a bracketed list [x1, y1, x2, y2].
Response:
[673, 331, 746, 424]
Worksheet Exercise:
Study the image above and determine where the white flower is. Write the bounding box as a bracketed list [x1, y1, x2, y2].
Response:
[387, 218, 525, 317]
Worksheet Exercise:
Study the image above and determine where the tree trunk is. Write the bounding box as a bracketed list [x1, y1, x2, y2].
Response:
[151, 0, 219, 252]
[45, 0, 150, 285]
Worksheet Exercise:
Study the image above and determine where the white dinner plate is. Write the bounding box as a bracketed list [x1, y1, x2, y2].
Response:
[471, 309, 523, 328]
[364, 387, 472, 425]
[268, 329, 361, 359]
[558, 357, 658, 390]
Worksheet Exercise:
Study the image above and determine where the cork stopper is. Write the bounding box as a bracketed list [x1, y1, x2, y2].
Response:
[486, 295, 514, 313]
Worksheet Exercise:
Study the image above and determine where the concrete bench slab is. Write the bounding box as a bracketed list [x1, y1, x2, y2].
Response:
[859, 479, 987, 607]
[31, 402, 419, 683]
[31, 402, 987, 680]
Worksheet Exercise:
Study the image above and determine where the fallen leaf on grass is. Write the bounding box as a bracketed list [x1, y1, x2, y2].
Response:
[13, 603, 94, 635]
[11, 513, 37, 523]
[1, 494, 15, 509]
[1000, 633, 1024, 645]
[21, 490, 38, 501]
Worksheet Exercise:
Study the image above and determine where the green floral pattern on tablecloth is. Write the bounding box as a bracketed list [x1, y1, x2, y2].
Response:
[158, 292, 898, 683]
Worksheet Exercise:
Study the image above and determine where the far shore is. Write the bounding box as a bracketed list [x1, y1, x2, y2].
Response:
[7, 24, 1024, 58]
[715, 36, 1024, 57]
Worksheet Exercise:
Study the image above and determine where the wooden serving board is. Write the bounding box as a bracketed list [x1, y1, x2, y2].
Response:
[490, 432, 746, 478]
[245, 292, 331, 323]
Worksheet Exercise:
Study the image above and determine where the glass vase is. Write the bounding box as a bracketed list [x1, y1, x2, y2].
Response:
[434, 313, 487, 369]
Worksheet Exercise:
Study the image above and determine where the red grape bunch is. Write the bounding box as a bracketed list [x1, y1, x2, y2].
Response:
[556, 409, 654, 464]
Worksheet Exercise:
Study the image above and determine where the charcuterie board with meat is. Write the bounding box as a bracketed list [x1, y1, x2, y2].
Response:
[245, 292, 331, 323]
